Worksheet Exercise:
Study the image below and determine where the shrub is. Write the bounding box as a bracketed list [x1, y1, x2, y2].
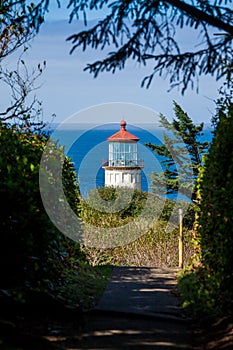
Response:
[79, 187, 195, 267]
[195, 103, 233, 314]
[179, 101, 233, 318]
[0, 122, 82, 292]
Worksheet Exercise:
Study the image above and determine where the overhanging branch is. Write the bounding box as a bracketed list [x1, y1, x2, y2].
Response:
[165, 0, 233, 35]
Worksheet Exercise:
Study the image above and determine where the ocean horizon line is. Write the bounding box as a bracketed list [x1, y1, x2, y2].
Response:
[47, 122, 214, 131]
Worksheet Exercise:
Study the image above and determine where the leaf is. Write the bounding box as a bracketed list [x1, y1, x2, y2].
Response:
[22, 156, 28, 164]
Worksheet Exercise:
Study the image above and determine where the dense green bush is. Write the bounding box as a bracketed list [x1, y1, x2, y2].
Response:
[196, 102, 233, 313]
[79, 187, 148, 227]
[178, 101, 233, 317]
[0, 122, 82, 293]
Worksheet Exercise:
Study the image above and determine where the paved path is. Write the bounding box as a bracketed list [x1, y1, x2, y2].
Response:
[96, 267, 188, 320]
[76, 267, 197, 349]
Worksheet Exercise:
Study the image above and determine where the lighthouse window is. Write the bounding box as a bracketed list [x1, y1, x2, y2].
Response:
[109, 142, 138, 166]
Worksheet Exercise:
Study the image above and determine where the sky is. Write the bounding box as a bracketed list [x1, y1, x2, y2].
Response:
[1, 5, 223, 126]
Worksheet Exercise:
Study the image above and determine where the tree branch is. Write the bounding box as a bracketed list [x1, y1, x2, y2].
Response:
[165, 0, 233, 35]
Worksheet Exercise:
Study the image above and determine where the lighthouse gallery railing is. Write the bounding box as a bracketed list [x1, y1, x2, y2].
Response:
[102, 160, 144, 168]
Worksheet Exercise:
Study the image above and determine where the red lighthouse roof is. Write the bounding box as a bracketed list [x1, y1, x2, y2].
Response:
[107, 120, 139, 142]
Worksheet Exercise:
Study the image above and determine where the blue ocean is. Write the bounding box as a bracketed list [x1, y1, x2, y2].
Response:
[50, 123, 213, 199]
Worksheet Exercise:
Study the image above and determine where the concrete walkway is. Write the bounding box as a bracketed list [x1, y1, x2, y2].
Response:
[96, 267, 188, 321]
[78, 267, 197, 349]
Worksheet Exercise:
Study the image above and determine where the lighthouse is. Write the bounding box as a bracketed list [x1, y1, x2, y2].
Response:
[102, 120, 144, 190]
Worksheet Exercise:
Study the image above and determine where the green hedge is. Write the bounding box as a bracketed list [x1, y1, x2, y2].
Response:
[178, 102, 233, 317]
[0, 122, 82, 292]
[196, 103, 233, 313]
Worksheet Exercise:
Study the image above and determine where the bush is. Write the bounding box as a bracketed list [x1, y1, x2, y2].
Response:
[0, 122, 82, 292]
[79, 187, 195, 267]
[179, 101, 233, 318]
[83, 223, 194, 268]
[196, 103, 233, 314]
[80, 186, 148, 225]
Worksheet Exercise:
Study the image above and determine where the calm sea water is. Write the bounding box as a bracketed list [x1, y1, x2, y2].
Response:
[50, 124, 213, 199]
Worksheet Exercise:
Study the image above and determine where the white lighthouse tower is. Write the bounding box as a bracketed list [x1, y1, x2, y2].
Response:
[102, 120, 144, 190]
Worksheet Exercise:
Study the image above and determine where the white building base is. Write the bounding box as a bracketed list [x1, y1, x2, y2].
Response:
[104, 168, 141, 190]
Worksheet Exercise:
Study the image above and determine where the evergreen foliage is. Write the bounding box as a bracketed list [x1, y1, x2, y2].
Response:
[195, 99, 233, 314]
[145, 102, 209, 200]
[178, 88, 233, 318]
[66, 0, 233, 92]
[1, 2, 232, 93]
[0, 122, 82, 293]
[81, 186, 148, 223]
